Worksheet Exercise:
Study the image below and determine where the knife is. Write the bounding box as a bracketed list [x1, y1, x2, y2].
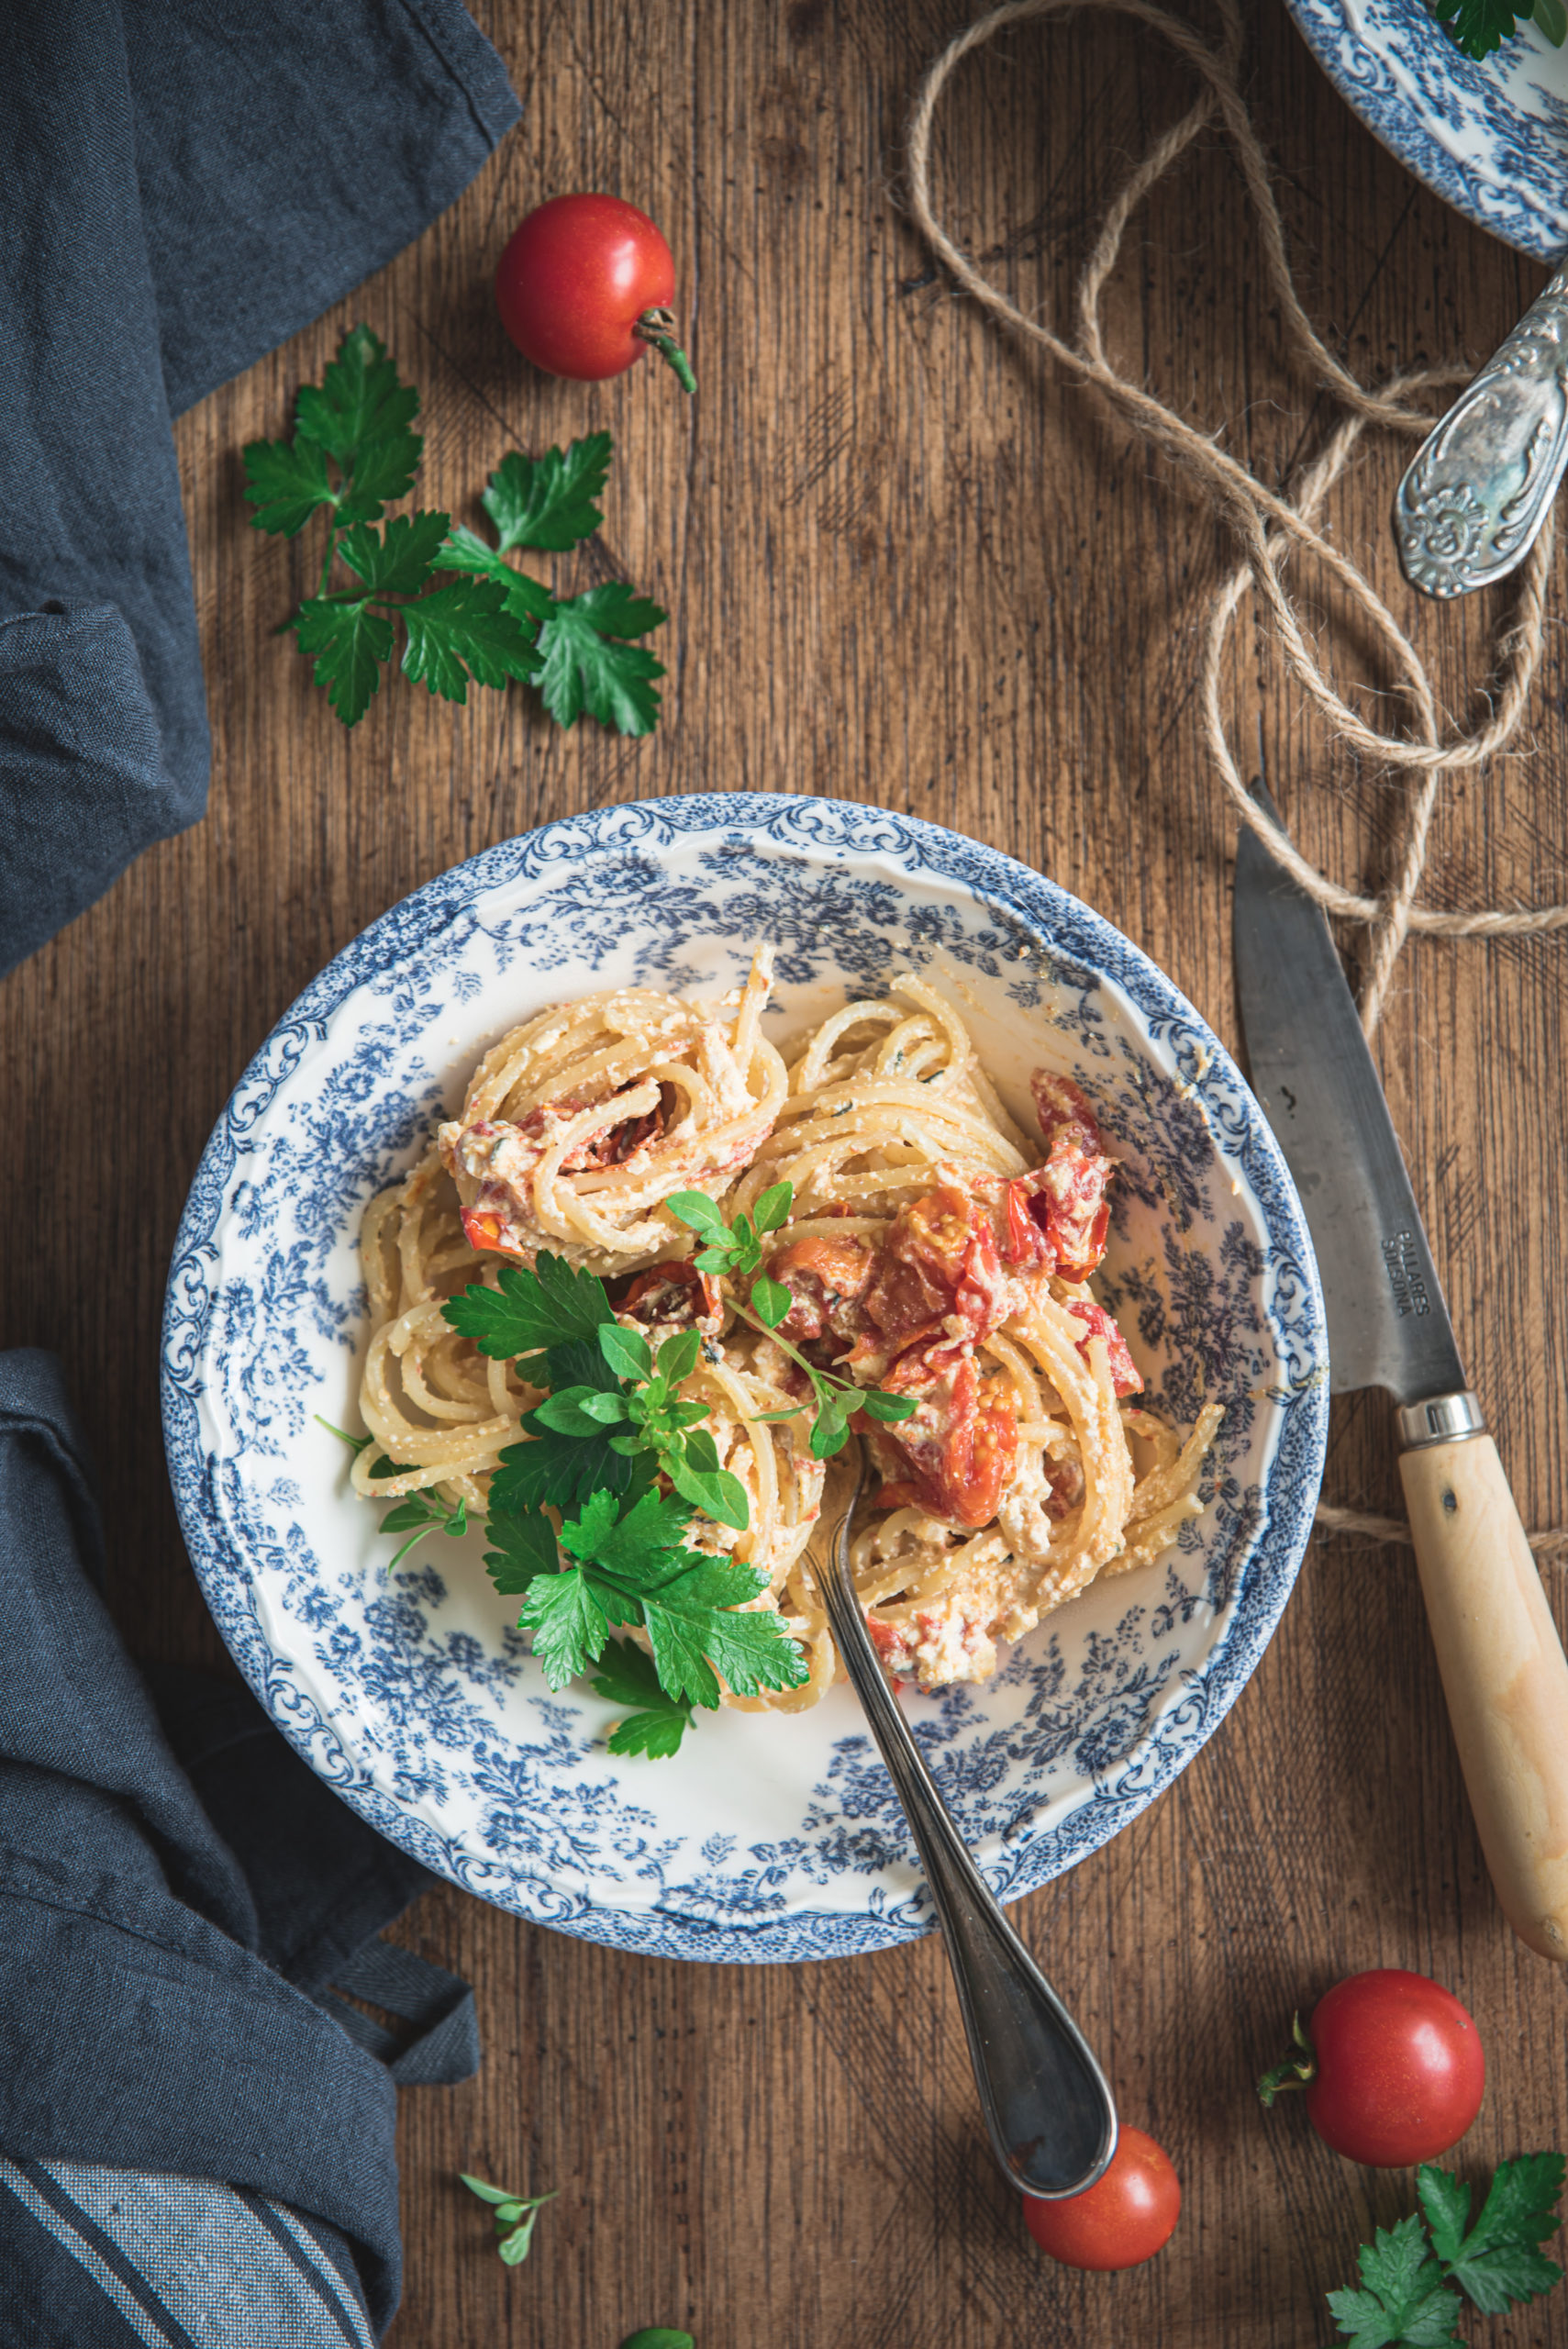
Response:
[1234, 783, 1568, 1963]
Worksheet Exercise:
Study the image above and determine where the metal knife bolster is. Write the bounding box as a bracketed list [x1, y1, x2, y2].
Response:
[1395, 1393, 1486, 1451]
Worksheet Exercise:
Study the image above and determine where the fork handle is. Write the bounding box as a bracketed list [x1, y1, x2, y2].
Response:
[819, 1522, 1117, 2195]
[1401, 1431, 1568, 1961]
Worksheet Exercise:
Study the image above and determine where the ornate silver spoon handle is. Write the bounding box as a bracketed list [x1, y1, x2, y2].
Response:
[1395, 259, 1568, 598]
[819, 1447, 1118, 2199]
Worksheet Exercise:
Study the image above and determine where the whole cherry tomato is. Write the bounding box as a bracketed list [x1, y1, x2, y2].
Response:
[1022, 2128, 1181, 2270]
[495, 194, 695, 392]
[1259, 1968, 1485, 2166]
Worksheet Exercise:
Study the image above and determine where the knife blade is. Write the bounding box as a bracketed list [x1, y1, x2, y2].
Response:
[1234, 782, 1568, 1962]
[1233, 786, 1469, 1410]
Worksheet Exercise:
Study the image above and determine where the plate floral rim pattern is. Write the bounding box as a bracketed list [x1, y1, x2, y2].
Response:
[161, 793, 1329, 1963]
[1284, 0, 1568, 260]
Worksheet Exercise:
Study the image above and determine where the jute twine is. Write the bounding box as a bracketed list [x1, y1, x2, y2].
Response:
[906, 0, 1568, 1559]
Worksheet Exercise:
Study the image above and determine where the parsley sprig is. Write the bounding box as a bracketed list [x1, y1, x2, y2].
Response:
[440, 1252, 808, 1753]
[243, 326, 666, 732]
[317, 1418, 469, 1569]
[1327, 2155, 1564, 2345]
[458, 2172, 557, 2267]
[665, 1185, 917, 1459]
[1426, 0, 1565, 56]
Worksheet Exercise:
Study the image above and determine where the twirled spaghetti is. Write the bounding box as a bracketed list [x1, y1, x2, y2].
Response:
[350, 959, 1218, 1711]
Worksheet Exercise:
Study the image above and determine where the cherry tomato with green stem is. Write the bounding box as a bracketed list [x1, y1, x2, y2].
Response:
[1258, 1968, 1485, 2166]
[1022, 2128, 1182, 2270]
[495, 195, 695, 393]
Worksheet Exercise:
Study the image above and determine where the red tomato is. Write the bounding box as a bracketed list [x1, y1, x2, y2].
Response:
[495, 195, 679, 382]
[1298, 1970, 1485, 2165]
[1022, 2128, 1181, 2271]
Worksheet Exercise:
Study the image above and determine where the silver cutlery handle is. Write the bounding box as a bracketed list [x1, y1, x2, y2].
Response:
[821, 1500, 1117, 2197]
[1395, 259, 1568, 599]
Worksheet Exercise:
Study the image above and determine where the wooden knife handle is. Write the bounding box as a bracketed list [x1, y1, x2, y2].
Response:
[1400, 1433, 1568, 1962]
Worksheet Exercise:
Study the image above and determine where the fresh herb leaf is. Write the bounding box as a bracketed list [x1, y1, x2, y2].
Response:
[753, 1181, 793, 1234]
[1421, 2154, 1566, 2314]
[751, 1275, 791, 1329]
[436, 524, 558, 629]
[492, 1422, 647, 1516]
[483, 1501, 560, 1596]
[665, 1189, 731, 1246]
[401, 576, 543, 702]
[599, 1322, 654, 1381]
[294, 324, 421, 480]
[666, 1455, 751, 1529]
[444, 1254, 614, 1359]
[291, 596, 395, 725]
[534, 583, 667, 735]
[337, 510, 452, 595]
[248, 333, 663, 732]
[861, 1389, 918, 1423]
[458, 2174, 556, 2266]
[483, 433, 614, 551]
[1328, 2157, 1565, 2344]
[590, 1638, 695, 1757]
[317, 1416, 372, 1456]
[519, 1565, 610, 1688]
[620, 2333, 695, 2349]
[242, 436, 335, 537]
[1424, 0, 1543, 56]
[558, 1488, 694, 1580]
[1327, 2215, 1459, 2348]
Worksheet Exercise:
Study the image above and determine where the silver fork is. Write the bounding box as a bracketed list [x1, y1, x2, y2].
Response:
[818, 1439, 1118, 2199]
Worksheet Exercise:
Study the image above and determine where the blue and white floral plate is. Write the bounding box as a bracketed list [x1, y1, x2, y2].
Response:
[1285, 0, 1568, 259]
[161, 795, 1328, 1963]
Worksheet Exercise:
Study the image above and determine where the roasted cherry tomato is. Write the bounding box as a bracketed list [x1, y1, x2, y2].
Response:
[1022, 2128, 1181, 2270]
[1259, 1968, 1485, 2166]
[495, 194, 695, 391]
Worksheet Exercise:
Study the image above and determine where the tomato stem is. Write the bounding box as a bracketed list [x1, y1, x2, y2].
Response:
[1256, 2011, 1318, 2106]
[634, 307, 697, 395]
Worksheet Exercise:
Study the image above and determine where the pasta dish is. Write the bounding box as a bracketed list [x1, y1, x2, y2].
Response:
[351, 949, 1219, 1719]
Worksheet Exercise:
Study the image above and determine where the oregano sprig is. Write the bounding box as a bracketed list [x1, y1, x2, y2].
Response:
[665, 1184, 917, 1460]
[317, 1418, 469, 1568]
[1425, 0, 1565, 55]
[458, 2172, 558, 2267]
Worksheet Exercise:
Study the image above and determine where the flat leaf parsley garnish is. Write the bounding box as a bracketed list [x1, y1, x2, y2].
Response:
[1326, 2155, 1565, 2346]
[243, 328, 666, 733]
[1424, 0, 1565, 56]
[440, 1248, 810, 1755]
[665, 1185, 917, 1459]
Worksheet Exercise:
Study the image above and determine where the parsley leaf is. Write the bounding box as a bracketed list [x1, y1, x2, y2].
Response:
[445, 1255, 614, 1360]
[483, 433, 614, 551]
[483, 1500, 560, 1597]
[1424, 0, 1540, 57]
[1421, 2154, 1566, 2314]
[519, 1564, 610, 1687]
[437, 525, 557, 629]
[247, 334, 666, 733]
[1327, 2216, 1459, 2348]
[491, 1423, 647, 1516]
[590, 1638, 695, 1757]
[292, 597, 395, 726]
[534, 584, 667, 735]
[242, 436, 334, 537]
[294, 323, 421, 481]
[338, 511, 453, 596]
[1328, 2157, 1565, 2344]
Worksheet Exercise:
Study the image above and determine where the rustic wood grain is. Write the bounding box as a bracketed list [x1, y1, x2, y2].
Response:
[6, 2, 1568, 2341]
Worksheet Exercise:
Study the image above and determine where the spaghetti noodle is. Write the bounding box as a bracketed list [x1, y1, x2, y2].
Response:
[350, 958, 1218, 1709]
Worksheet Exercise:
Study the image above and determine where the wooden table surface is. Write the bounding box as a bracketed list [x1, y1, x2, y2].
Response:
[9, 1, 1568, 2341]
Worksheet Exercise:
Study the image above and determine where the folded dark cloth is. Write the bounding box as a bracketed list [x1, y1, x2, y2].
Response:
[0, 1351, 479, 2342]
[0, 0, 519, 979]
